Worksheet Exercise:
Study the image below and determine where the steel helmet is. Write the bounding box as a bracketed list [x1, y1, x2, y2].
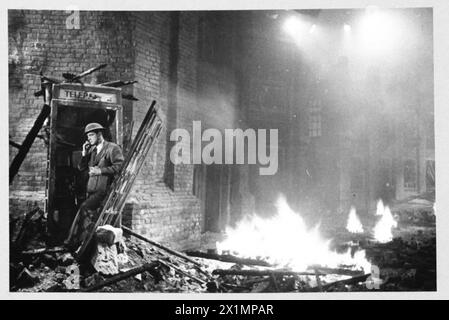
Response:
[84, 122, 105, 134]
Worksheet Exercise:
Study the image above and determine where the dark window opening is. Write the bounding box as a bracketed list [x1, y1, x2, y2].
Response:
[259, 85, 286, 111]
[198, 14, 232, 66]
[404, 159, 417, 191]
[426, 120, 435, 150]
[193, 164, 205, 198]
[350, 157, 364, 191]
[426, 160, 435, 191]
[308, 108, 322, 138]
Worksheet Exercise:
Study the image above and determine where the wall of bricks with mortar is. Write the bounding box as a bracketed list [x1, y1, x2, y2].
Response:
[9, 10, 254, 250]
[9, 10, 136, 218]
[124, 12, 204, 249]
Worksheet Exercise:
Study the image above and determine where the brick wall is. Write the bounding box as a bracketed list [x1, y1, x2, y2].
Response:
[9, 10, 135, 218]
[123, 12, 204, 249]
[9, 10, 254, 250]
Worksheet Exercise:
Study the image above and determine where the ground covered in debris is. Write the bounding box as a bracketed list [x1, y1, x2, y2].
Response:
[11, 236, 210, 293]
[10, 230, 435, 293]
[10, 196, 436, 293]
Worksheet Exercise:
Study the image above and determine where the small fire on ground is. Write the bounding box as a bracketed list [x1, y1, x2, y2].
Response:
[216, 196, 372, 274]
[346, 206, 364, 234]
[345, 200, 398, 243]
[373, 200, 398, 243]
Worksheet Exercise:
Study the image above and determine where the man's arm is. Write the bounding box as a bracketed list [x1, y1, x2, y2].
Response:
[100, 144, 125, 176]
[78, 153, 90, 171]
[78, 141, 91, 172]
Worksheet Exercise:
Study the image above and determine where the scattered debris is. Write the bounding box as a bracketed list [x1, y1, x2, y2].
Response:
[185, 250, 272, 267]
[81, 262, 160, 292]
[123, 226, 203, 269]
[11, 208, 47, 253]
[10, 198, 436, 292]
[91, 225, 128, 275]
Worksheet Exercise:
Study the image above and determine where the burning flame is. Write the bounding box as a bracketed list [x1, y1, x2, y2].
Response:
[373, 200, 397, 243]
[346, 206, 364, 234]
[216, 196, 371, 273]
[376, 199, 385, 216]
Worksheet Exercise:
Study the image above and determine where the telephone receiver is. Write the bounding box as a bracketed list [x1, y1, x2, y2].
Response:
[84, 141, 93, 152]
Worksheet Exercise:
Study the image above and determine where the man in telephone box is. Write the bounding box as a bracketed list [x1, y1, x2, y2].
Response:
[66, 122, 124, 253]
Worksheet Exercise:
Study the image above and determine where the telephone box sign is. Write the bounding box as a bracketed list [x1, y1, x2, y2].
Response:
[59, 88, 117, 103]
[53, 83, 121, 104]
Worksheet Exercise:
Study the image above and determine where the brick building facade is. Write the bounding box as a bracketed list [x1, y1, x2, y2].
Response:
[9, 10, 254, 249]
[237, 9, 434, 226]
[9, 9, 434, 247]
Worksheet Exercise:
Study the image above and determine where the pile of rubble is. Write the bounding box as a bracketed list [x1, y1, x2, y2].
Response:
[11, 238, 211, 292]
[10, 206, 436, 293]
[391, 192, 435, 226]
[10, 209, 211, 292]
[10, 216, 366, 293]
[364, 233, 436, 291]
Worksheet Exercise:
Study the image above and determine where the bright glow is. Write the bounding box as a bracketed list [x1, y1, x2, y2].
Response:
[284, 16, 303, 36]
[373, 199, 398, 243]
[357, 9, 404, 57]
[283, 16, 310, 44]
[216, 196, 371, 273]
[309, 24, 317, 34]
[344, 24, 351, 32]
[346, 206, 364, 233]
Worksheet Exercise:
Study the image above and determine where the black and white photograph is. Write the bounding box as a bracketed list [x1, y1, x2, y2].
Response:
[5, 1, 444, 298]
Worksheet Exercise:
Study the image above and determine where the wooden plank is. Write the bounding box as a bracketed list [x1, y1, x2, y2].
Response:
[80, 262, 159, 292]
[185, 250, 272, 267]
[9, 104, 51, 184]
[317, 273, 371, 292]
[308, 266, 365, 277]
[21, 246, 66, 255]
[157, 259, 207, 285]
[9, 140, 21, 149]
[122, 226, 204, 270]
[212, 269, 318, 277]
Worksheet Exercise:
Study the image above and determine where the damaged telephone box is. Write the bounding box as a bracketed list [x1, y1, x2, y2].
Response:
[46, 83, 123, 244]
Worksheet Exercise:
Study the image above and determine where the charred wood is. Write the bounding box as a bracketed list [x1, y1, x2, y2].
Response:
[80, 262, 159, 292]
[9, 104, 51, 184]
[185, 250, 272, 267]
[21, 247, 66, 255]
[157, 259, 208, 285]
[212, 269, 318, 277]
[9, 140, 21, 149]
[317, 273, 371, 292]
[123, 227, 203, 269]
[308, 266, 365, 276]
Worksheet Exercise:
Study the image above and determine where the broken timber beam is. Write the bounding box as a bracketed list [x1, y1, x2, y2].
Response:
[309, 266, 365, 277]
[11, 208, 43, 252]
[158, 259, 207, 285]
[122, 226, 203, 269]
[213, 267, 364, 278]
[9, 140, 21, 149]
[212, 269, 318, 277]
[21, 246, 66, 255]
[80, 262, 159, 292]
[9, 104, 51, 184]
[99, 80, 138, 88]
[185, 250, 272, 267]
[317, 273, 371, 292]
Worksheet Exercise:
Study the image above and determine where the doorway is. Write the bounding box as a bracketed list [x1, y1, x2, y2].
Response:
[47, 97, 122, 243]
